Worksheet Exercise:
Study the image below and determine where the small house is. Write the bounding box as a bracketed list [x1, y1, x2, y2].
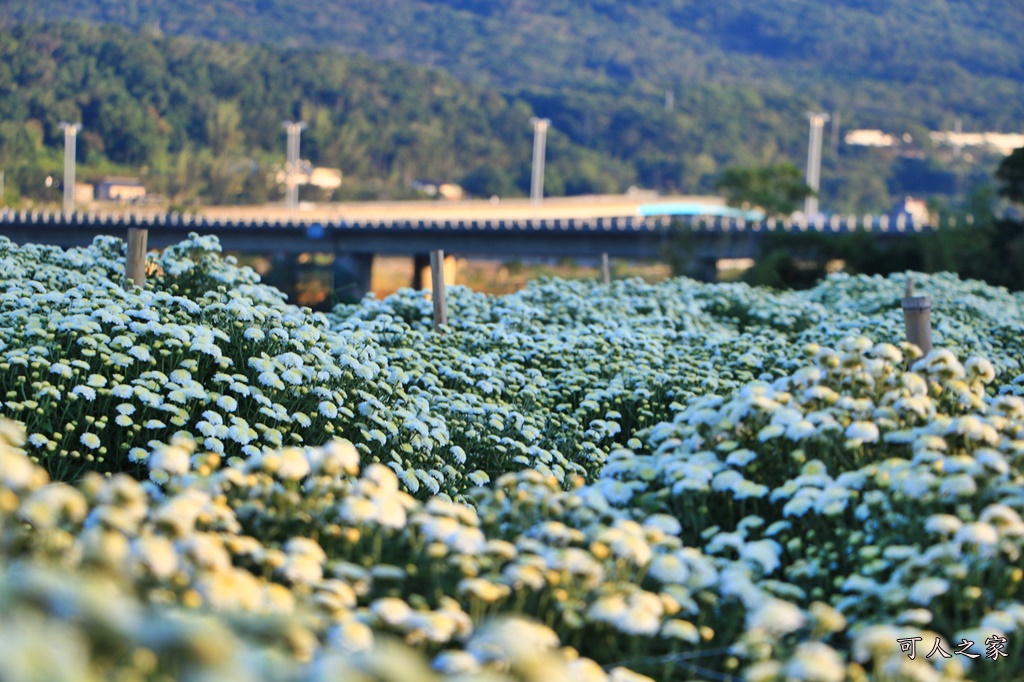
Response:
[96, 177, 146, 203]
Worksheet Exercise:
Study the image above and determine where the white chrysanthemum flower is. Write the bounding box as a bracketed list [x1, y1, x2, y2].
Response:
[955, 521, 999, 548]
[938, 473, 977, 500]
[745, 661, 783, 682]
[648, 552, 690, 584]
[809, 601, 846, 633]
[432, 650, 480, 675]
[655, 619, 701, 649]
[277, 447, 311, 480]
[965, 356, 995, 383]
[589, 594, 627, 625]
[783, 492, 818, 518]
[49, 363, 73, 378]
[282, 368, 304, 385]
[783, 642, 845, 682]
[149, 442, 192, 476]
[845, 420, 880, 443]
[746, 597, 806, 636]
[318, 401, 338, 419]
[924, 514, 963, 536]
[616, 591, 664, 636]
[711, 469, 745, 493]
[979, 504, 1024, 536]
[644, 514, 682, 537]
[111, 384, 134, 399]
[895, 608, 934, 625]
[758, 424, 785, 442]
[243, 327, 266, 341]
[114, 403, 136, 416]
[741, 539, 782, 575]
[948, 415, 999, 444]
[371, 597, 412, 626]
[786, 420, 817, 441]
[228, 424, 255, 445]
[325, 619, 374, 655]
[79, 433, 101, 450]
[217, 395, 238, 412]
[134, 535, 178, 580]
[458, 578, 510, 603]
[909, 576, 949, 604]
[71, 385, 96, 401]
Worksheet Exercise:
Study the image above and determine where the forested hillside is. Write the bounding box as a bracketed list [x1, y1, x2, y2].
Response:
[2, 0, 1022, 130]
[0, 22, 835, 208]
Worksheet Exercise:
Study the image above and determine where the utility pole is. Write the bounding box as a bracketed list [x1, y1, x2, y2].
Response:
[282, 120, 306, 211]
[830, 111, 840, 158]
[804, 112, 829, 218]
[530, 117, 550, 206]
[59, 122, 82, 215]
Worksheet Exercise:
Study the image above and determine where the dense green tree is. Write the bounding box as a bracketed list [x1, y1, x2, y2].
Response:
[460, 165, 519, 198]
[716, 163, 811, 217]
[996, 147, 1024, 204]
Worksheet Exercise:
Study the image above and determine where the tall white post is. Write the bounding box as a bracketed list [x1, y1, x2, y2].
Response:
[59, 122, 82, 215]
[282, 120, 306, 211]
[530, 117, 550, 205]
[804, 112, 829, 218]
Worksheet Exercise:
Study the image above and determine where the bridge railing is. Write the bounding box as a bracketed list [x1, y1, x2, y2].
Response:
[0, 206, 937, 234]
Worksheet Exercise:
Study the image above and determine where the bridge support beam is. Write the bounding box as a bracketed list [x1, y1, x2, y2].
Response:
[333, 252, 374, 303]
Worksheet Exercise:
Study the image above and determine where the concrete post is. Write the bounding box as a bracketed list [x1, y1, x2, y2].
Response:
[430, 249, 447, 332]
[902, 277, 933, 355]
[125, 228, 148, 289]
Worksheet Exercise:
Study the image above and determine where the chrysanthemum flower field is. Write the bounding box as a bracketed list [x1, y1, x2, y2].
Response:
[2, 232, 1024, 681]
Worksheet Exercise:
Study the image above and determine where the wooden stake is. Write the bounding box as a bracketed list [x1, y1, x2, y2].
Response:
[601, 252, 611, 284]
[125, 228, 148, 289]
[902, 276, 933, 355]
[430, 249, 447, 332]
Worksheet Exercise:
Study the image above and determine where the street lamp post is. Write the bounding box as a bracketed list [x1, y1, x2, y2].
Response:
[59, 122, 82, 215]
[282, 120, 307, 211]
[529, 117, 550, 206]
[804, 112, 829, 218]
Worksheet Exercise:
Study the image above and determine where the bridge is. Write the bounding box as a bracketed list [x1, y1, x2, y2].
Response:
[0, 198, 931, 301]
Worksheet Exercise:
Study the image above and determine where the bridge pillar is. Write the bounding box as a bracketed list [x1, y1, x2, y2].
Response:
[264, 253, 299, 301]
[693, 257, 719, 283]
[333, 252, 374, 303]
[412, 253, 431, 290]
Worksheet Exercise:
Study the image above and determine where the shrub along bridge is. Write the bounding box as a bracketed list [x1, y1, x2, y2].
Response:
[0, 207, 930, 301]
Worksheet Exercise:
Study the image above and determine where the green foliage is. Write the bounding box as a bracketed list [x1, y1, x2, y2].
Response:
[743, 216, 1024, 293]
[996, 147, 1024, 204]
[716, 163, 811, 217]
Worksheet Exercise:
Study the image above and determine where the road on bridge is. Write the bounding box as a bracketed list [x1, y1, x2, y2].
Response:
[195, 194, 726, 224]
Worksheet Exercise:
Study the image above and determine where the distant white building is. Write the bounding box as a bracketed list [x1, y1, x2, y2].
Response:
[845, 129, 896, 147]
[846, 128, 1024, 155]
[97, 177, 146, 202]
[930, 131, 1024, 156]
